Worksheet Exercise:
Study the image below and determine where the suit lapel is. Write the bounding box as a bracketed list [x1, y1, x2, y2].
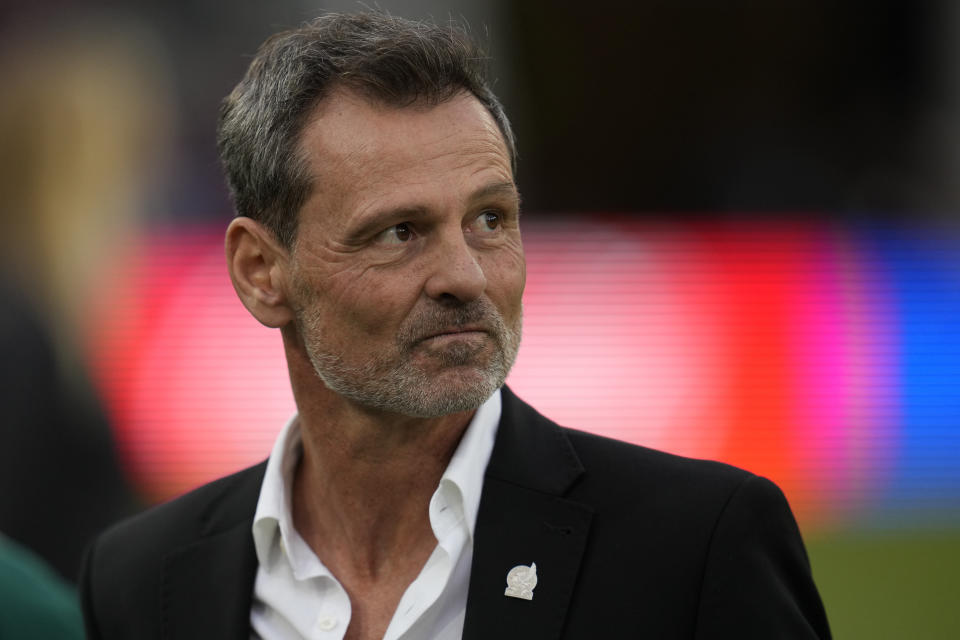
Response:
[463, 387, 593, 640]
[161, 463, 265, 640]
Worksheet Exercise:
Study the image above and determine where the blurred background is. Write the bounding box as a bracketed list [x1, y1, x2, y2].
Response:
[1, 1, 958, 637]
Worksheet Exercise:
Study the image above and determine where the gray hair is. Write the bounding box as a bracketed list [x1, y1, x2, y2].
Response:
[217, 12, 517, 247]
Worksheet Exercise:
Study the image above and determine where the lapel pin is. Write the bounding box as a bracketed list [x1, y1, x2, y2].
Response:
[504, 562, 537, 601]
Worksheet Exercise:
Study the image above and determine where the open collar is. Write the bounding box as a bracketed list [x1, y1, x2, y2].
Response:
[157, 386, 590, 640]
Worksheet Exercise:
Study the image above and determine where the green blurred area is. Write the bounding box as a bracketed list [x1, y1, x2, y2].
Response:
[807, 530, 960, 639]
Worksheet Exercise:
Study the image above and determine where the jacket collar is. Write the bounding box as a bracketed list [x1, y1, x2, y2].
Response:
[485, 386, 585, 494]
[161, 462, 265, 640]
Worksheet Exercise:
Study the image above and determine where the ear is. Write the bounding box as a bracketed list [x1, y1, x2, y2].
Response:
[225, 217, 294, 328]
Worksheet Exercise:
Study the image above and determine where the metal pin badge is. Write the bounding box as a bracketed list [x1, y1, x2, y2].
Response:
[504, 562, 538, 600]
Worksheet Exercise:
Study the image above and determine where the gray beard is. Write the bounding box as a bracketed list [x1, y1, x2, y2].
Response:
[297, 300, 521, 418]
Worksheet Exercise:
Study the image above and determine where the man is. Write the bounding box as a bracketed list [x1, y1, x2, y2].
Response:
[81, 12, 831, 639]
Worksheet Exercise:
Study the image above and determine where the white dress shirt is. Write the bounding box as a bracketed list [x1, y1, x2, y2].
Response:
[250, 390, 501, 640]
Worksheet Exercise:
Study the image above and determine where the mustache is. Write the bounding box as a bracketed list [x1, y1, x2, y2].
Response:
[397, 299, 505, 348]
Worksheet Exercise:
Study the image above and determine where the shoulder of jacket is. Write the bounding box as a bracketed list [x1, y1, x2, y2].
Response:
[561, 426, 755, 492]
[94, 461, 266, 561]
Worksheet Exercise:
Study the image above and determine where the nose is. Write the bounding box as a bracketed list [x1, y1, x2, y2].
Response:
[423, 231, 487, 303]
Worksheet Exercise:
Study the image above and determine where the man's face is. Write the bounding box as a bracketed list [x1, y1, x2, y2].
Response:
[287, 90, 525, 417]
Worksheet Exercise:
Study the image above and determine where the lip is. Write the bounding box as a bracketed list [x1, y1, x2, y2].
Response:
[421, 325, 488, 341]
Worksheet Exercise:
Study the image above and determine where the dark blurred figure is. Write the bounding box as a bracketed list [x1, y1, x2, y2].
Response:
[0, 19, 174, 581]
[0, 283, 138, 582]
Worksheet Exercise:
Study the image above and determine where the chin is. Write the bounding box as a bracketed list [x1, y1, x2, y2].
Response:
[307, 334, 515, 417]
[386, 366, 505, 418]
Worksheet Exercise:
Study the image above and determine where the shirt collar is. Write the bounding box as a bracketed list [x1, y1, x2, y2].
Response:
[252, 389, 502, 568]
[252, 412, 302, 567]
[437, 388, 500, 540]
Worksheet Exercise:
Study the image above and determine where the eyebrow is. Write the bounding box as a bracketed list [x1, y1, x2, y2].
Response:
[467, 181, 521, 205]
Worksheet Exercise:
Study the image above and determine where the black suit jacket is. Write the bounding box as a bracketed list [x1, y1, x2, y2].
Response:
[81, 387, 830, 638]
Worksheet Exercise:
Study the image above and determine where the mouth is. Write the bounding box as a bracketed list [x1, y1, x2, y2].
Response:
[424, 325, 488, 340]
[422, 325, 489, 341]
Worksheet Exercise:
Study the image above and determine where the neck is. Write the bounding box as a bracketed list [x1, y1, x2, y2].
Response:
[285, 340, 474, 580]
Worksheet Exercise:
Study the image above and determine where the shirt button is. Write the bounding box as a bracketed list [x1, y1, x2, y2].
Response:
[316, 616, 338, 631]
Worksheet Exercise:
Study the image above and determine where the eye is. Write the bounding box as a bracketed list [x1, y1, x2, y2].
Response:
[373, 222, 414, 245]
[471, 211, 501, 234]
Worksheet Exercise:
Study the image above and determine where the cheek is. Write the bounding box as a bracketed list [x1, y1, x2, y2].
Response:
[331, 271, 422, 336]
[485, 248, 526, 312]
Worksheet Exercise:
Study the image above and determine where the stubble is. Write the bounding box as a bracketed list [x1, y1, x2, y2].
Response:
[293, 286, 522, 418]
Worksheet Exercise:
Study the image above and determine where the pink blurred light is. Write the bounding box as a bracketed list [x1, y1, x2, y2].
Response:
[86, 218, 893, 530]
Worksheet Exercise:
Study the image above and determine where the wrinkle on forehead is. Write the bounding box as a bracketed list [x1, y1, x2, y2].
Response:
[299, 89, 510, 186]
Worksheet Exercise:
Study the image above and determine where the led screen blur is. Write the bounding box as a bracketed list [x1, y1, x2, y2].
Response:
[87, 217, 960, 533]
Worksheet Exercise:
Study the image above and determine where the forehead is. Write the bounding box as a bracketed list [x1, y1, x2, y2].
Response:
[296, 89, 513, 211]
